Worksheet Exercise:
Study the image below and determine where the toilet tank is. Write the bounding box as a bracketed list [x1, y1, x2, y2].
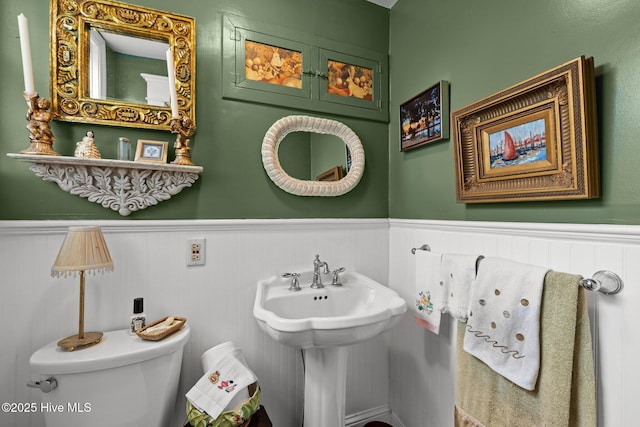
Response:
[29, 325, 190, 427]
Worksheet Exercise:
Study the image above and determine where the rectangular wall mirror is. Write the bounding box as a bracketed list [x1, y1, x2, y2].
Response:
[50, 0, 196, 130]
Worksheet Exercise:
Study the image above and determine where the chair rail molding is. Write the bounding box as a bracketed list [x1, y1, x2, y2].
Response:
[389, 218, 640, 244]
[7, 154, 203, 216]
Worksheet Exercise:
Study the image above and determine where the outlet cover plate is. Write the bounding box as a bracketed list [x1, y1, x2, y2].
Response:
[187, 238, 205, 266]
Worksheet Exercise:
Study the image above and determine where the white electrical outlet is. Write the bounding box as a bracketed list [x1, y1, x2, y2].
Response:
[187, 238, 205, 266]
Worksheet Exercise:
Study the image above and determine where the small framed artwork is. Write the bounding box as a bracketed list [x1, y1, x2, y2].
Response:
[450, 56, 599, 203]
[134, 140, 168, 163]
[400, 81, 449, 151]
[318, 48, 384, 114]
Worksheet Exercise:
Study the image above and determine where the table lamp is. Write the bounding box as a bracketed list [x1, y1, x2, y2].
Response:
[51, 226, 113, 351]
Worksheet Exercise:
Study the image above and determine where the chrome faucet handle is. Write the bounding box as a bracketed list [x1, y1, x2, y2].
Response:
[282, 272, 301, 292]
[331, 267, 346, 286]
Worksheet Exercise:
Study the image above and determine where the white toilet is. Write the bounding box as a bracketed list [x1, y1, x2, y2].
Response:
[29, 325, 190, 427]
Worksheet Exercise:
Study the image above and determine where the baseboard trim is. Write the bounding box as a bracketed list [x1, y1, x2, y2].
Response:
[389, 412, 407, 427]
[345, 404, 391, 427]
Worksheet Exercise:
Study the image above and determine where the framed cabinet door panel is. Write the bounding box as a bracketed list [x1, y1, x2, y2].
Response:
[222, 14, 388, 122]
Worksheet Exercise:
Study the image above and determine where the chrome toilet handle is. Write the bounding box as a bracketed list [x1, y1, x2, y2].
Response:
[27, 377, 57, 393]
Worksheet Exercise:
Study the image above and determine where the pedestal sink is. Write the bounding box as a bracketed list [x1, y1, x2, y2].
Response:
[253, 270, 407, 427]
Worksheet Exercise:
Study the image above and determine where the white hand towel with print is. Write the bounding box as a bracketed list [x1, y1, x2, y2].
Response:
[187, 341, 257, 418]
[414, 250, 443, 334]
[201, 341, 252, 411]
[432, 254, 481, 322]
[463, 256, 549, 391]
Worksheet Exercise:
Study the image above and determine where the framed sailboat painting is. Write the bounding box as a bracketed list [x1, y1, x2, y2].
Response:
[451, 56, 600, 203]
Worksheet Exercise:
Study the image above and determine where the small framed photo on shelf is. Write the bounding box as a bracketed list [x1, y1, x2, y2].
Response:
[135, 140, 168, 163]
[400, 80, 449, 151]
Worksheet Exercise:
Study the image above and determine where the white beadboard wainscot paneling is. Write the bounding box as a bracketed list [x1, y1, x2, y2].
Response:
[4, 218, 637, 427]
[388, 219, 640, 427]
[0, 219, 388, 427]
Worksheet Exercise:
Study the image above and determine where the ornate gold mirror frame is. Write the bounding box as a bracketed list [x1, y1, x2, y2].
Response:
[50, 0, 196, 130]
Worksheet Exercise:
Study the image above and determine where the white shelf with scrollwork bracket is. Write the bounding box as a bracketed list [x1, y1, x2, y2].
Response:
[7, 153, 203, 216]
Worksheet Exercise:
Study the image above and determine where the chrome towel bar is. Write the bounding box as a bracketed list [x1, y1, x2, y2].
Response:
[410, 244, 431, 254]
[578, 270, 623, 295]
[410, 244, 623, 295]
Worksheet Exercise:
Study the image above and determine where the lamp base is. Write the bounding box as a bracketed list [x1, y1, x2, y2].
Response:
[57, 331, 103, 351]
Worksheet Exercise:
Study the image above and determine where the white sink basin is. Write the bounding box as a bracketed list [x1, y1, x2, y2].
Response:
[254, 269, 407, 427]
[253, 270, 406, 349]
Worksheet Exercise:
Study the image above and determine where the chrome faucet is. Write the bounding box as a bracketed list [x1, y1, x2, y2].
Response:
[311, 254, 330, 289]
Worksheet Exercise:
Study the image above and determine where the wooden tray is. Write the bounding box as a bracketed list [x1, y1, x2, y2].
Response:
[136, 316, 186, 341]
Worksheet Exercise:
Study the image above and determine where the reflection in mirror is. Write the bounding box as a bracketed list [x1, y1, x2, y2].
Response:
[50, 0, 196, 130]
[89, 29, 170, 106]
[262, 115, 365, 196]
[279, 133, 347, 181]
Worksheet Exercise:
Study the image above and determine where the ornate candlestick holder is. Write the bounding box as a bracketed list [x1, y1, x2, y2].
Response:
[22, 92, 59, 156]
[169, 116, 196, 166]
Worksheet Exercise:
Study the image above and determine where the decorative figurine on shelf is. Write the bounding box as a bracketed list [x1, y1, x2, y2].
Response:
[74, 130, 101, 159]
[22, 92, 59, 156]
[169, 115, 196, 166]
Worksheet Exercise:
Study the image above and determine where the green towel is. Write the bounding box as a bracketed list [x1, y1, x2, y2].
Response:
[454, 271, 596, 426]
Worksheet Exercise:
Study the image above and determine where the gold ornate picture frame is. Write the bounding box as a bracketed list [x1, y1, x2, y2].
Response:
[50, 0, 196, 130]
[451, 56, 599, 203]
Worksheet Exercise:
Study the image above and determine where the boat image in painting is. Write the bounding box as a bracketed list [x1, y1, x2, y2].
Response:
[489, 118, 547, 169]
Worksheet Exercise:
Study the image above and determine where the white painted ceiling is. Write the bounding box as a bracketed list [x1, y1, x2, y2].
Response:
[97, 30, 168, 60]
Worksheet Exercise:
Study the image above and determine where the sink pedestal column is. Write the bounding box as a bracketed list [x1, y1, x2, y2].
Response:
[303, 346, 348, 427]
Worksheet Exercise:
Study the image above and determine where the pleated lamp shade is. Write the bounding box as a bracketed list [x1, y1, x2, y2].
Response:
[50, 226, 113, 350]
[51, 226, 113, 277]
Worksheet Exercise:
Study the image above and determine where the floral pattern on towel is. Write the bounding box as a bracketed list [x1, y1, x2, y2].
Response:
[416, 290, 434, 314]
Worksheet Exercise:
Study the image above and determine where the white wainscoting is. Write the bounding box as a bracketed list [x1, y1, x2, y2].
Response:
[4, 218, 636, 427]
[388, 219, 640, 427]
[0, 219, 389, 427]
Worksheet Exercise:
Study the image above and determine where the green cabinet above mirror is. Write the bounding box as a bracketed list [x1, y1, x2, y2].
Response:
[222, 14, 389, 123]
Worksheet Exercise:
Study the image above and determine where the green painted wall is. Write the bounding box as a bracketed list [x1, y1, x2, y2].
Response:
[389, 0, 640, 224]
[7, 0, 634, 223]
[0, 0, 389, 220]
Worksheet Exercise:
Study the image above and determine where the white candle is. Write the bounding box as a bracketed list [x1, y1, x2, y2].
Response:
[166, 49, 179, 118]
[18, 13, 35, 95]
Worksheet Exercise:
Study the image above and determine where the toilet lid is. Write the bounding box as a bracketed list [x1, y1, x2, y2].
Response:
[30, 325, 190, 375]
